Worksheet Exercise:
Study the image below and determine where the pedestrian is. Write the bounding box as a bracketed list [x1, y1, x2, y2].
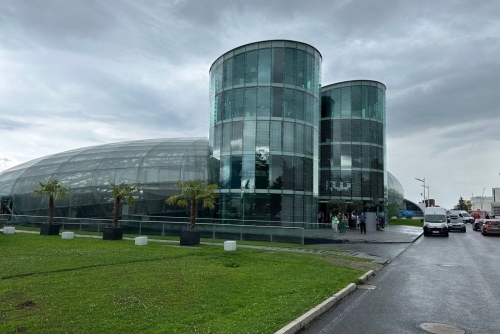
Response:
[318, 211, 325, 228]
[350, 211, 357, 229]
[358, 212, 367, 234]
[332, 214, 339, 233]
[377, 215, 385, 230]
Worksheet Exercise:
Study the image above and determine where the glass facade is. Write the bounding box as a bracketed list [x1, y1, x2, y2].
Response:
[209, 40, 322, 223]
[387, 171, 404, 206]
[319, 80, 387, 210]
[0, 138, 209, 218]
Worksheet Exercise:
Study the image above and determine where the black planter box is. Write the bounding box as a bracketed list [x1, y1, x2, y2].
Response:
[40, 224, 61, 236]
[180, 230, 200, 246]
[103, 227, 124, 240]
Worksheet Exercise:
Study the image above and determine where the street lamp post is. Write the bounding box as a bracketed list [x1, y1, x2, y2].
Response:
[415, 177, 426, 208]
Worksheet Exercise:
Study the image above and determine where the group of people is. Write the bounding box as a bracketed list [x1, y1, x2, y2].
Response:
[318, 210, 386, 234]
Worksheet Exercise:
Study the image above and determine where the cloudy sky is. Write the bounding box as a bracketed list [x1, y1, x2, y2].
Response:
[1, 0, 499, 209]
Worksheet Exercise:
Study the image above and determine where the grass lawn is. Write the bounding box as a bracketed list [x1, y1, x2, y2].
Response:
[0, 232, 370, 333]
[389, 218, 423, 227]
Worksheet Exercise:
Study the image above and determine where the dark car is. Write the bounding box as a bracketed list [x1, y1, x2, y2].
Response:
[448, 214, 466, 232]
[473, 219, 484, 231]
[481, 219, 500, 236]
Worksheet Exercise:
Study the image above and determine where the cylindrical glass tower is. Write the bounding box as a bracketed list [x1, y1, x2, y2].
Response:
[209, 40, 322, 224]
[319, 80, 387, 211]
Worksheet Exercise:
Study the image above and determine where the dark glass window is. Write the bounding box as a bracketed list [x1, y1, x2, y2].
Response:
[341, 119, 351, 142]
[283, 122, 293, 152]
[351, 85, 362, 116]
[304, 126, 313, 155]
[352, 170, 362, 197]
[284, 48, 296, 85]
[304, 158, 313, 191]
[230, 155, 242, 189]
[294, 157, 304, 191]
[272, 87, 283, 117]
[320, 145, 330, 168]
[295, 123, 304, 154]
[352, 145, 362, 168]
[272, 48, 284, 83]
[270, 155, 282, 189]
[321, 119, 332, 143]
[295, 92, 305, 121]
[220, 156, 231, 189]
[256, 121, 270, 148]
[222, 90, 233, 120]
[332, 144, 341, 167]
[351, 119, 362, 142]
[231, 121, 243, 151]
[296, 50, 306, 88]
[282, 156, 294, 190]
[255, 150, 269, 189]
[222, 123, 231, 152]
[341, 170, 352, 196]
[341, 86, 351, 116]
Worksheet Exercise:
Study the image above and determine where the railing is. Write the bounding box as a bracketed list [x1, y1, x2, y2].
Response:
[0, 214, 311, 245]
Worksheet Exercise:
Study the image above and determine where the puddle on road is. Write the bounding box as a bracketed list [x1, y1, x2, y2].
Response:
[419, 322, 465, 334]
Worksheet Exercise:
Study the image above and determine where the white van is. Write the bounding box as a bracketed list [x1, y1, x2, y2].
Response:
[449, 210, 474, 224]
[423, 207, 449, 237]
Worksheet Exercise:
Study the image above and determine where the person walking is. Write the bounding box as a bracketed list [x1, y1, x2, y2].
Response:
[358, 212, 367, 234]
[332, 214, 339, 234]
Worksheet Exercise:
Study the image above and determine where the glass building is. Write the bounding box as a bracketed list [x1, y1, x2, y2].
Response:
[209, 40, 322, 223]
[0, 138, 209, 218]
[319, 80, 387, 211]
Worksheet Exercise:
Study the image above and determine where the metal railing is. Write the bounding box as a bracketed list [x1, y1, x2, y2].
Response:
[0, 214, 311, 244]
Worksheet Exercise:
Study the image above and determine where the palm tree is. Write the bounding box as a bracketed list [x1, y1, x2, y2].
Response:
[33, 178, 69, 225]
[110, 182, 136, 228]
[166, 180, 218, 231]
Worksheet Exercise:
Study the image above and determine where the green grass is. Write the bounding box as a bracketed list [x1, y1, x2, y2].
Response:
[389, 218, 423, 227]
[0, 233, 366, 333]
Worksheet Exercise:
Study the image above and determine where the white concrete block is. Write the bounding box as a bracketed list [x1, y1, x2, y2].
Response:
[224, 240, 237, 251]
[3, 226, 15, 234]
[61, 231, 74, 239]
[135, 236, 148, 246]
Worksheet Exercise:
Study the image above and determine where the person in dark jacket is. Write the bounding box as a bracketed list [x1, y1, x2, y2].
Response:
[358, 212, 367, 234]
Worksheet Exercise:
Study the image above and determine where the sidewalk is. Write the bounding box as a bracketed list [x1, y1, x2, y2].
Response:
[303, 224, 423, 244]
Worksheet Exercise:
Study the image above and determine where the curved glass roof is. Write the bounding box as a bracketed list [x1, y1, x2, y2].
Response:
[387, 171, 405, 205]
[0, 138, 209, 217]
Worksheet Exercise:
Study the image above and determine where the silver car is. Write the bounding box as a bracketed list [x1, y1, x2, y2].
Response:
[448, 214, 466, 232]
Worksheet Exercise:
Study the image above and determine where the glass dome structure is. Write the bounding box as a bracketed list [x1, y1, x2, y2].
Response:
[0, 138, 209, 218]
[387, 171, 404, 205]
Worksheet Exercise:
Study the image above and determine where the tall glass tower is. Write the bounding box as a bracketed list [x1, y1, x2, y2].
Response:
[209, 40, 322, 224]
[319, 80, 387, 211]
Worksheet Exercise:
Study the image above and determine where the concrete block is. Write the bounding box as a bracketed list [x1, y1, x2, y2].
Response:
[224, 240, 237, 251]
[135, 236, 148, 246]
[3, 226, 15, 234]
[61, 231, 74, 239]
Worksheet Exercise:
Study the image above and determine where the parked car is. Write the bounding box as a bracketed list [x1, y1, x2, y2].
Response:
[473, 219, 484, 231]
[481, 219, 500, 236]
[448, 214, 466, 232]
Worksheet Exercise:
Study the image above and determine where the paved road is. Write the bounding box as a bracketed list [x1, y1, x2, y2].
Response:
[300, 224, 500, 334]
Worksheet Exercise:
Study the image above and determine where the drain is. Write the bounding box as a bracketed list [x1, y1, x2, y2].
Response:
[419, 323, 464, 334]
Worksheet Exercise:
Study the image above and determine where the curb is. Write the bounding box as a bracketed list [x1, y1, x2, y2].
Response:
[274, 270, 377, 334]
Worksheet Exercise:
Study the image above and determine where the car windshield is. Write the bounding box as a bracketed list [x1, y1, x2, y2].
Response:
[462, 213, 471, 217]
[426, 215, 446, 223]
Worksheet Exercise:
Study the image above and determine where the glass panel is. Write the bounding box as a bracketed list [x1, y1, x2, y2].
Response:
[256, 121, 270, 148]
[283, 88, 294, 119]
[221, 90, 233, 120]
[341, 119, 351, 142]
[272, 48, 284, 83]
[222, 123, 231, 153]
[304, 126, 313, 155]
[294, 157, 304, 191]
[320, 145, 330, 168]
[351, 85, 362, 117]
[231, 121, 243, 151]
[243, 121, 256, 153]
[223, 58, 233, 88]
[295, 123, 304, 154]
[332, 88, 341, 117]
[295, 91, 305, 121]
[233, 54, 245, 86]
[341, 145, 351, 168]
[296, 50, 306, 88]
[270, 121, 282, 151]
[241, 154, 255, 190]
[269, 155, 282, 189]
[352, 119, 362, 142]
[230, 155, 242, 189]
[341, 86, 351, 117]
[352, 144, 362, 168]
[340, 170, 352, 196]
[255, 149, 269, 189]
[220, 156, 230, 189]
[282, 156, 293, 190]
[257, 87, 271, 116]
[258, 49, 271, 83]
[321, 119, 331, 143]
[245, 51, 258, 84]
[244, 87, 257, 117]
[272, 87, 283, 117]
[283, 122, 294, 152]
[304, 158, 313, 191]
[284, 48, 296, 85]
[233, 88, 244, 118]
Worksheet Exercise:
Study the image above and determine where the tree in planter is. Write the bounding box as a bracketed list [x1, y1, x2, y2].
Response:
[166, 180, 219, 232]
[33, 178, 69, 235]
[110, 182, 137, 228]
